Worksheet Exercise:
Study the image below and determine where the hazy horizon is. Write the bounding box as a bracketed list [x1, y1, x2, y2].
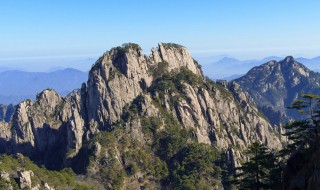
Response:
[0, 51, 318, 73]
[1, 1, 320, 72]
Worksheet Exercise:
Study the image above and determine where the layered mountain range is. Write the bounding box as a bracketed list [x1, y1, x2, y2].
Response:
[0, 68, 87, 105]
[235, 56, 320, 125]
[0, 43, 284, 189]
[201, 55, 320, 80]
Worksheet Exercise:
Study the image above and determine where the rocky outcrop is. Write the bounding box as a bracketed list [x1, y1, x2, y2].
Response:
[235, 56, 320, 125]
[153, 43, 202, 76]
[18, 170, 33, 189]
[6, 89, 86, 169]
[0, 43, 283, 188]
[44, 183, 55, 190]
[0, 121, 11, 153]
[146, 76, 282, 166]
[0, 171, 10, 182]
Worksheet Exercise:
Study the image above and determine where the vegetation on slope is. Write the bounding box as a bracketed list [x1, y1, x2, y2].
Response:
[0, 154, 93, 189]
[231, 93, 320, 190]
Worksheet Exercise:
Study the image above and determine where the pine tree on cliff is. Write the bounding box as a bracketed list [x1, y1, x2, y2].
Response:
[232, 142, 281, 190]
[283, 93, 320, 154]
[281, 94, 320, 189]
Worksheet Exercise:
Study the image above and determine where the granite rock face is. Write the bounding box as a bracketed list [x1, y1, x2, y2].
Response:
[18, 170, 33, 189]
[0, 43, 282, 180]
[3, 89, 86, 169]
[86, 43, 202, 130]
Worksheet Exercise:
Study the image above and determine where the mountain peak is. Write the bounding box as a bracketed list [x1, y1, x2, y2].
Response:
[235, 56, 320, 125]
[219, 57, 239, 63]
[283, 56, 295, 63]
[92, 42, 203, 79]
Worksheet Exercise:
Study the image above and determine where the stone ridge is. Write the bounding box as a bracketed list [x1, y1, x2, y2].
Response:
[235, 56, 320, 125]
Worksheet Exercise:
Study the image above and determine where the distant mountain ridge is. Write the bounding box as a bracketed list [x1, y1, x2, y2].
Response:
[200, 56, 283, 80]
[201, 55, 320, 80]
[234, 56, 320, 125]
[296, 56, 320, 71]
[0, 68, 88, 104]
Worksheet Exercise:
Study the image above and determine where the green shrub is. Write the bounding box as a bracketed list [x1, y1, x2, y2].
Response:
[162, 43, 184, 49]
[168, 143, 221, 189]
[0, 154, 94, 189]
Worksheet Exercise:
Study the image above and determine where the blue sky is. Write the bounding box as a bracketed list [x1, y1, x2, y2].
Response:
[1, 0, 320, 71]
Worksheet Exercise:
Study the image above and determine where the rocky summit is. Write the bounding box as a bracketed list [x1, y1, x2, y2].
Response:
[0, 43, 284, 189]
[235, 56, 320, 125]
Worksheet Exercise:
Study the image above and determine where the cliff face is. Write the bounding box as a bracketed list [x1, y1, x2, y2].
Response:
[0, 43, 283, 188]
[4, 89, 86, 169]
[235, 56, 320, 125]
[0, 104, 14, 122]
[86, 43, 202, 130]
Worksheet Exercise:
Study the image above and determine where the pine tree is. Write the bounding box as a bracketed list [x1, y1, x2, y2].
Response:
[232, 142, 281, 190]
[280, 93, 320, 189]
[283, 93, 320, 153]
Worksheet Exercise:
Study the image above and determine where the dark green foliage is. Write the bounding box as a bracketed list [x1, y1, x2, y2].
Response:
[92, 131, 117, 147]
[151, 98, 181, 127]
[150, 67, 203, 102]
[279, 93, 320, 189]
[151, 61, 169, 79]
[111, 43, 142, 57]
[141, 117, 161, 134]
[125, 162, 139, 176]
[0, 154, 94, 189]
[111, 43, 142, 56]
[149, 100, 222, 188]
[168, 143, 221, 190]
[155, 123, 221, 189]
[141, 116, 162, 140]
[121, 94, 145, 122]
[91, 43, 141, 72]
[89, 126, 169, 189]
[205, 77, 233, 99]
[0, 177, 9, 189]
[232, 142, 282, 190]
[284, 93, 320, 153]
[154, 124, 191, 161]
[156, 66, 203, 88]
[122, 43, 142, 52]
[162, 43, 184, 49]
[146, 68, 223, 188]
[142, 97, 221, 189]
[108, 67, 121, 81]
[152, 157, 169, 179]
